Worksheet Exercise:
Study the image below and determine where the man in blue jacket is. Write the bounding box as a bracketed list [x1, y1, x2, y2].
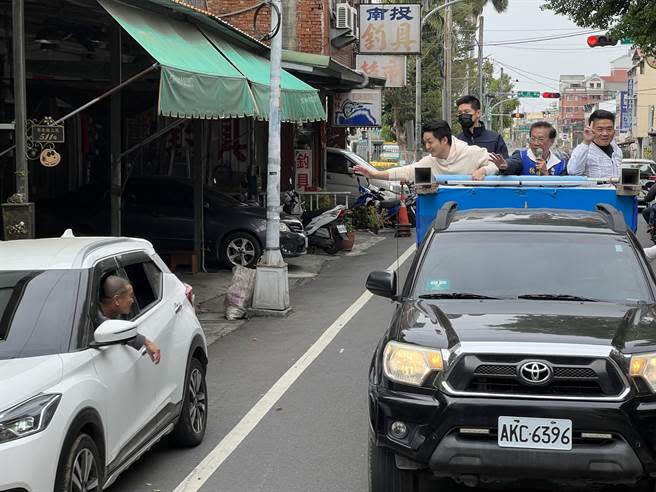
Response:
[490, 121, 566, 176]
[456, 95, 509, 158]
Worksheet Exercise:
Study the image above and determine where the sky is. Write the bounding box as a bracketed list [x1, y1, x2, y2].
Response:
[481, 0, 631, 113]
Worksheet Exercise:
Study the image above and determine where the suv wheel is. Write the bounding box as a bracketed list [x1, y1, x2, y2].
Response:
[368, 438, 431, 492]
[55, 433, 103, 492]
[220, 232, 261, 268]
[170, 357, 207, 447]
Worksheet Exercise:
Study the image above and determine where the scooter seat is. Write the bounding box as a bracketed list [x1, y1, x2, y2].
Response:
[379, 198, 400, 208]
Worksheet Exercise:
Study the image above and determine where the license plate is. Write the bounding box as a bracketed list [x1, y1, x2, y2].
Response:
[498, 416, 572, 450]
[336, 224, 347, 233]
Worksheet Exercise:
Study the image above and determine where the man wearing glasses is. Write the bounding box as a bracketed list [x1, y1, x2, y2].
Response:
[489, 121, 566, 176]
[567, 110, 621, 179]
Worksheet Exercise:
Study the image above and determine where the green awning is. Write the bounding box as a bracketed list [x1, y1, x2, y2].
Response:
[99, 0, 256, 119]
[202, 29, 325, 123]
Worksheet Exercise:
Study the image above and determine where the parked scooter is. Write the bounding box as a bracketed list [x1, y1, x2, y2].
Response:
[282, 184, 348, 254]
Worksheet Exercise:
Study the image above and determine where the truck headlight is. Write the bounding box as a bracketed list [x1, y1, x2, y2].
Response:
[0, 394, 61, 444]
[279, 222, 291, 232]
[630, 353, 656, 391]
[383, 341, 444, 386]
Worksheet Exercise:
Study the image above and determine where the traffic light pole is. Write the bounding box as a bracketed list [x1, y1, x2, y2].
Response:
[414, 0, 467, 161]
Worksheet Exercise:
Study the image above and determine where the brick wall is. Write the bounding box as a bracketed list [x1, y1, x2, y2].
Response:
[206, 0, 355, 67]
[206, 0, 271, 39]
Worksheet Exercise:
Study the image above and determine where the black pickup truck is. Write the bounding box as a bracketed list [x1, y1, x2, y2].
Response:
[366, 203, 656, 492]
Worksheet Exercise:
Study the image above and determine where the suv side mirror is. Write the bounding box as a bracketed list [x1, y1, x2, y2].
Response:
[347, 166, 354, 175]
[366, 271, 397, 299]
[93, 319, 138, 346]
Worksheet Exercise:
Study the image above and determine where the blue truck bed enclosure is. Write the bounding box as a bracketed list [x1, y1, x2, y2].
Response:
[415, 176, 638, 244]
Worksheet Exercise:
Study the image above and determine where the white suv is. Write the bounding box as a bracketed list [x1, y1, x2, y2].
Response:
[0, 233, 208, 491]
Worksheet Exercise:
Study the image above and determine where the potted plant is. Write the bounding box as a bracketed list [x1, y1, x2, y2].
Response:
[341, 215, 355, 251]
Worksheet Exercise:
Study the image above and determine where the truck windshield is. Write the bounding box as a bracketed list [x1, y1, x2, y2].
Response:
[414, 232, 652, 304]
[0, 270, 83, 359]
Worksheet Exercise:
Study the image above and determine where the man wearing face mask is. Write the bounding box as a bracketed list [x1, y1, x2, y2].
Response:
[456, 95, 509, 158]
[489, 121, 566, 176]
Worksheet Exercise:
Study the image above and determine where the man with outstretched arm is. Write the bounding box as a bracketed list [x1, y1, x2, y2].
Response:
[354, 120, 498, 182]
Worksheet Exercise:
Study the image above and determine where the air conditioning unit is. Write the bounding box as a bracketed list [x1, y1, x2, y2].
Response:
[336, 3, 356, 31]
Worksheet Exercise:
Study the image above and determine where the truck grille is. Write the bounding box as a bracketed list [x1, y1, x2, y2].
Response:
[445, 354, 628, 399]
[284, 221, 304, 233]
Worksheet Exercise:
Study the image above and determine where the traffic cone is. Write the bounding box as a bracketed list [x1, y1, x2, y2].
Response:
[396, 192, 411, 238]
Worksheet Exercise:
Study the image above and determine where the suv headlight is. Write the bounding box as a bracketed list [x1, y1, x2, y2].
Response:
[0, 394, 61, 444]
[383, 341, 444, 386]
[279, 222, 291, 233]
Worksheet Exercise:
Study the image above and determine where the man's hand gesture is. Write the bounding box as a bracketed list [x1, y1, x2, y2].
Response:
[353, 165, 372, 178]
[472, 168, 487, 181]
[489, 153, 507, 171]
[583, 126, 594, 144]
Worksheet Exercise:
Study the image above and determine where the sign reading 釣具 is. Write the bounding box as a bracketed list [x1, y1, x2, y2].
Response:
[294, 149, 313, 189]
[358, 4, 421, 55]
[333, 89, 383, 128]
[355, 55, 407, 87]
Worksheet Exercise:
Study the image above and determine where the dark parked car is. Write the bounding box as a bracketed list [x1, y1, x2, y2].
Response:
[36, 177, 306, 268]
[366, 203, 656, 491]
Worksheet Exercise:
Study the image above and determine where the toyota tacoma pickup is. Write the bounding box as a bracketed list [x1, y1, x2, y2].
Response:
[367, 202, 656, 492]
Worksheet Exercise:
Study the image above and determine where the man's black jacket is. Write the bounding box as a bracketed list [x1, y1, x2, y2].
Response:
[457, 122, 509, 158]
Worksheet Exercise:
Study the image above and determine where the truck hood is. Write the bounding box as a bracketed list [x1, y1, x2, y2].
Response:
[0, 355, 64, 412]
[393, 300, 656, 354]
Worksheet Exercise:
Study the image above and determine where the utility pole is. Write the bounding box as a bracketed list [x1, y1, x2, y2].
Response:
[415, 0, 466, 161]
[252, 0, 290, 312]
[477, 16, 484, 106]
[442, 3, 452, 122]
[12, 0, 27, 201]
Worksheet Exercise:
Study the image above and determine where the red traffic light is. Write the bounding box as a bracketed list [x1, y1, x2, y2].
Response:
[587, 34, 617, 47]
[541, 92, 561, 98]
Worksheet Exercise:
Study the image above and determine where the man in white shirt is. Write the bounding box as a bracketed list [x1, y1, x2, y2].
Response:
[567, 110, 622, 179]
[353, 120, 498, 182]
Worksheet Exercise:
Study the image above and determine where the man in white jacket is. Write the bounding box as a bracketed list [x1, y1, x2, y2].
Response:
[567, 109, 622, 179]
[353, 120, 498, 182]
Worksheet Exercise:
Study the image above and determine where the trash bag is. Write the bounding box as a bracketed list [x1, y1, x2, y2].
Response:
[224, 265, 256, 320]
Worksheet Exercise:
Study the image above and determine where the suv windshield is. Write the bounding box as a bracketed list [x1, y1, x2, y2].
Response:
[414, 232, 652, 304]
[0, 270, 83, 359]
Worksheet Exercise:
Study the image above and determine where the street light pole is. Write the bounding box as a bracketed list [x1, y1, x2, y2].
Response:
[442, 3, 452, 122]
[252, 0, 290, 312]
[414, 0, 467, 161]
[477, 16, 484, 104]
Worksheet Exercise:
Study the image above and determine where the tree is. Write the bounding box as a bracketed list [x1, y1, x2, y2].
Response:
[543, 0, 656, 54]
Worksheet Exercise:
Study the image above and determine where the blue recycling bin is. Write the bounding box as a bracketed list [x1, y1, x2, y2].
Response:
[415, 176, 638, 245]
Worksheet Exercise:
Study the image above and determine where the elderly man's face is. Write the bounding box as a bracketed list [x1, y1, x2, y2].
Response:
[528, 126, 554, 157]
[115, 284, 135, 315]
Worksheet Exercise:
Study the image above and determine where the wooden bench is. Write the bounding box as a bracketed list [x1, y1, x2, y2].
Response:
[167, 251, 199, 274]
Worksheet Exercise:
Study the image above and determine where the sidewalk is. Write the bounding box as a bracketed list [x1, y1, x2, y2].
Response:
[175, 229, 391, 345]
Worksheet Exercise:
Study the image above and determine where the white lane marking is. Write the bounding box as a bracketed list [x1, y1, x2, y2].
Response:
[173, 242, 416, 492]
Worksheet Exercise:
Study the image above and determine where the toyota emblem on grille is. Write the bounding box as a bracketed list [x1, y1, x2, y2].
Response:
[518, 361, 552, 385]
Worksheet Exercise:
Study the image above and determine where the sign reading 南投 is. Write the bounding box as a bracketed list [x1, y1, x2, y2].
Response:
[358, 4, 421, 55]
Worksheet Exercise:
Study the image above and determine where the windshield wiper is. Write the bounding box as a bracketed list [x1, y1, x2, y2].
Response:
[418, 293, 499, 300]
[517, 293, 599, 302]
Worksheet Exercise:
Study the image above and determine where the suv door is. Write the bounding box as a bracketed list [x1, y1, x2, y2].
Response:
[326, 151, 358, 196]
[124, 179, 194, 251]
[118, 252, 181, 416]
[87, 257, 158, 464]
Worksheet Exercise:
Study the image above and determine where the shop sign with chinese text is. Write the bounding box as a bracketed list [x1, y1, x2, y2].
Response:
[358, 4, 420, 55]
[356, 55, 407, 87]
[294, 149, 313, 189]
[333, 89, 383, 128]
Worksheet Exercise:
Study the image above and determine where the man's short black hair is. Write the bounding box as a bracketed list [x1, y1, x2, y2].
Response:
[422, 120, 452, 145]
[530, 121, 557, 140]
[589, 109, 615, 125]
[455, 95, 481, 111]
